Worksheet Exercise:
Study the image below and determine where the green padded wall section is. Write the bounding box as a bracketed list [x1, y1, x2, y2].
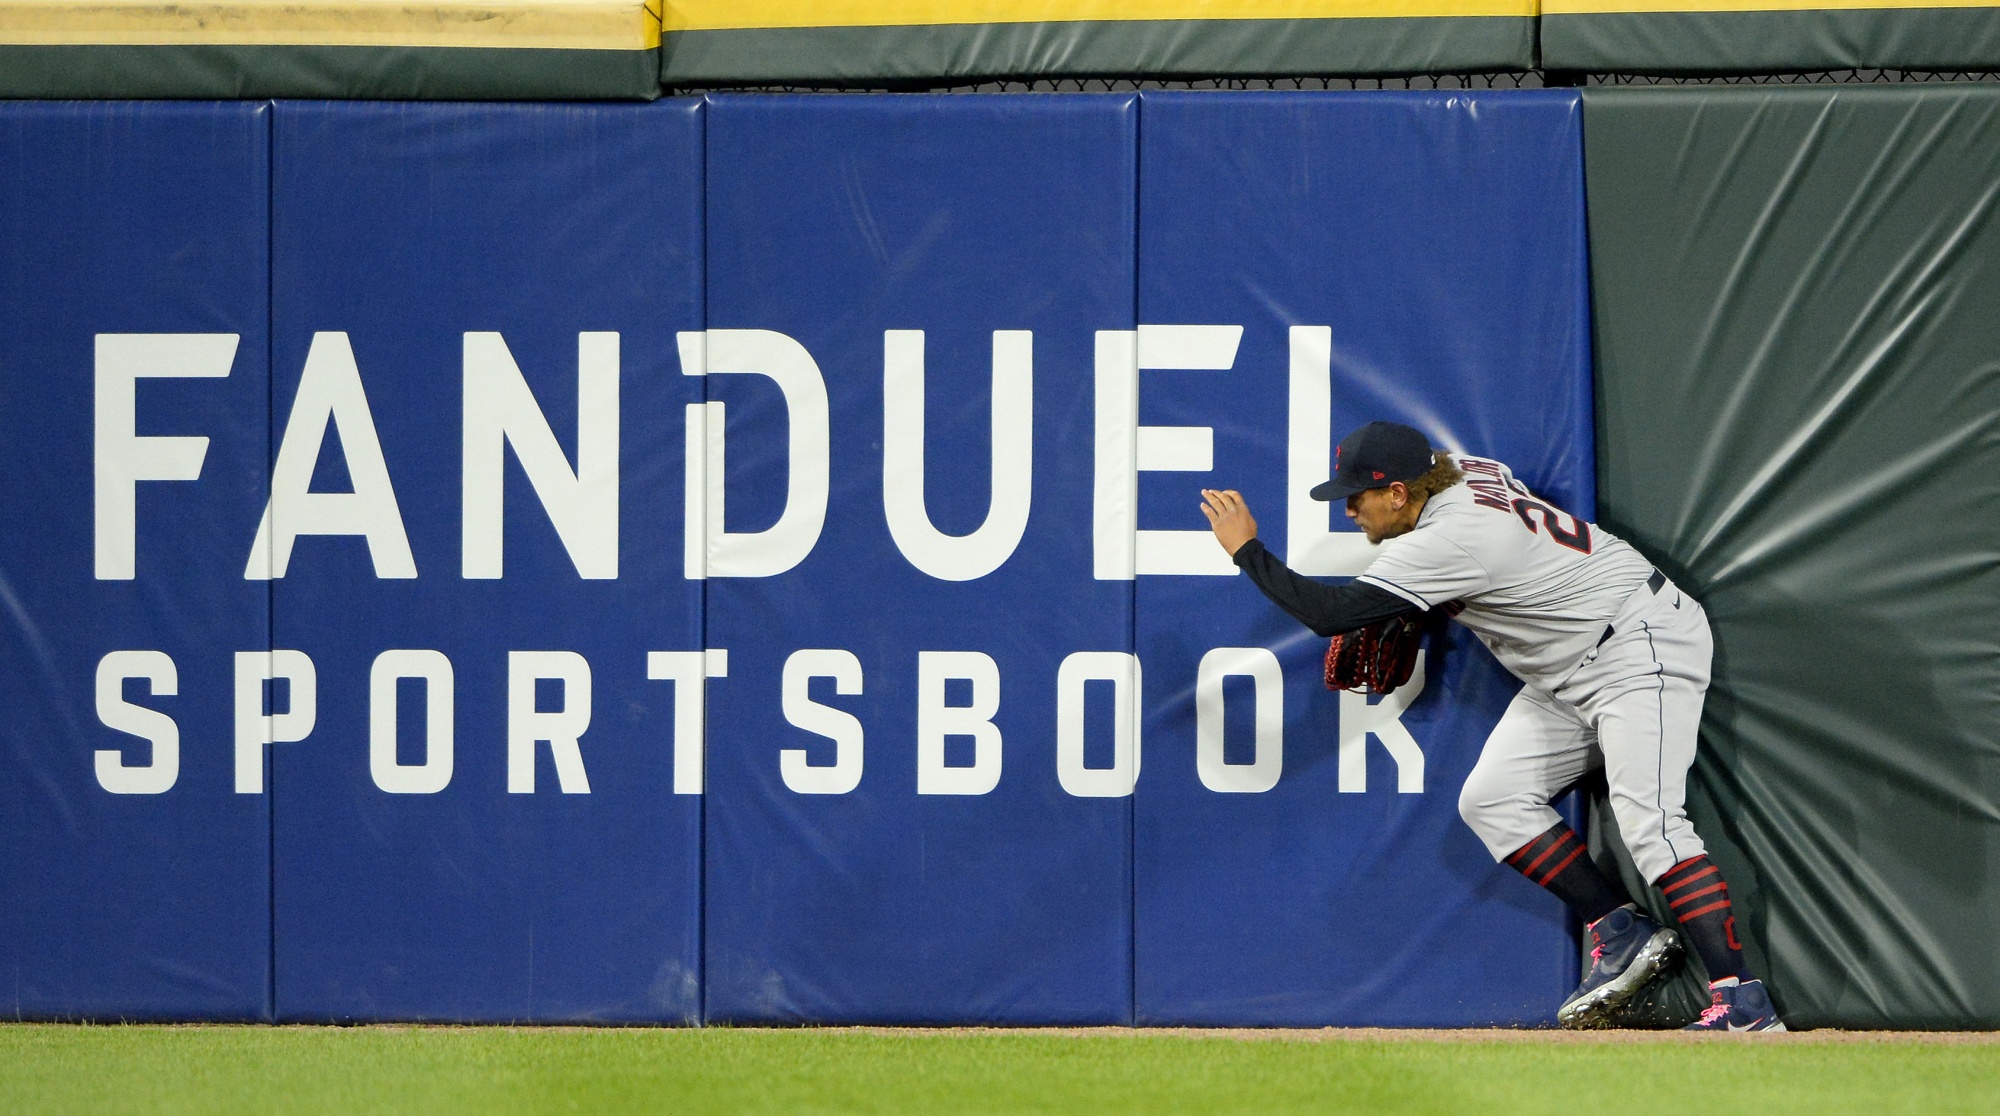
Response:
[661, 17, 1533, 83]
[1544, 5, 2000, 74]
[1584, 84, 2000, 1029]
[0, 45, 659, 100]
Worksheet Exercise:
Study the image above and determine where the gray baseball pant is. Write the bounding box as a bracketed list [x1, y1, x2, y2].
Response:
[1456, 576, 1712, 884]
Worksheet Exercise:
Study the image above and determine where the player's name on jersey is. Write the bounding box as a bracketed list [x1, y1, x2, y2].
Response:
[92, 325, 1383, 585]
[88, 645, 1430, 799]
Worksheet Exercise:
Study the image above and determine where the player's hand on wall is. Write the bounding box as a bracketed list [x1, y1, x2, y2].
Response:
[1201, 489, 1257, 557]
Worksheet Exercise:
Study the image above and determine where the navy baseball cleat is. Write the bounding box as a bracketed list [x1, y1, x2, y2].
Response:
[1684, 978, 1787, 1032]
[1556, 906, 1682, 1029]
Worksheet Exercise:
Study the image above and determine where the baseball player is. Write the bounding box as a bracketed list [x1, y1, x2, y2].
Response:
[1201, 420, 1783, 1032]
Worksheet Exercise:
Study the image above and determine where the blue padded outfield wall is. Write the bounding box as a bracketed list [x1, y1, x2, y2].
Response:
[701, 95, 1139, 1025]
[1132, 92, 1591, 1026]
[266, 101, 706, 1023]
[0, 102, 274, 1021]
[0, 90, 1592, 1025]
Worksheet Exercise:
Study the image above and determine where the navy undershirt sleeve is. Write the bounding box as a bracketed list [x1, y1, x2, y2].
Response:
[1231, 537, 1420, 637]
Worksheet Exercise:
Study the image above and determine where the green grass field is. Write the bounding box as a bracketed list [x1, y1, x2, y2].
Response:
[3, 1025, 1996, 1115]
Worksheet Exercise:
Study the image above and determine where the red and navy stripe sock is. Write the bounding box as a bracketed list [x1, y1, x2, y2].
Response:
[1504, 822, 1628, 925]
[1658, 855, 1749, 982]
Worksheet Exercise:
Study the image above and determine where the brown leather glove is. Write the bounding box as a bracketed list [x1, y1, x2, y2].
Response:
[1323, 613, 1427, 695]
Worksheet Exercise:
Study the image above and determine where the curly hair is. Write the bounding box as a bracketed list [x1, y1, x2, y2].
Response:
[1402, 451, 1464, 502]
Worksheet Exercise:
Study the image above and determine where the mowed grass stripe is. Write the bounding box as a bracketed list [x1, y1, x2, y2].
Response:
[3, 1025, 1997, 1115]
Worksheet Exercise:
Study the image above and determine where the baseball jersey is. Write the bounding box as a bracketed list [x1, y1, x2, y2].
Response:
[1355, 454, 1655, 688]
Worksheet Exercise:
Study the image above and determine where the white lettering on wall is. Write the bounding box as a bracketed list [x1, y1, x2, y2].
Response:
[94, 333, 236, 580]
[916, 651, 1002, 795]
[507, 650, 593, 794]
[1134, 325, 1243, 576]
[1194, 646, 1284, 793]
[369, 649, 454, 795]
[1091, 330, 1138, 580]
[680, 330, 830, 579]
[1339, 652, 1427, 793]
[882, 330, 1034, 582]
[780, 648, 863, 795]
[72, 642, 1438, 798]
[1287, 325, 1376, 576]
[462, 331, 620, 580]
[94, 650, 181, 794]
[234, 649, 317, 794]
[245, 332, 416, 580]
[1055, 650, 1141, 797]
[647, 648, 728, 795]
[680, 331, 709, 583]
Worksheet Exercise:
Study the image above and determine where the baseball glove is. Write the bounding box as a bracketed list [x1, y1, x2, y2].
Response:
[1323, 613, 1428, 695]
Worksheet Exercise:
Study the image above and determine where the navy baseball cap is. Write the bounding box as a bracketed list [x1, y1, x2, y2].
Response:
[1309, 421, 1436, 502]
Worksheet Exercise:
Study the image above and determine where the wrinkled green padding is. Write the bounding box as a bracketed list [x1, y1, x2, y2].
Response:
[0, 45, 659, 100]
[1584, 84, 2000, 1029]
[662, 18, 1533, 84]
[1544, 8, 2000, 73]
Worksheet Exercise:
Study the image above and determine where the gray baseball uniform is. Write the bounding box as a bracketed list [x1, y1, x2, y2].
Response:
[1353, 454, 1709, 882]
[1235, 431, 1776, 1029]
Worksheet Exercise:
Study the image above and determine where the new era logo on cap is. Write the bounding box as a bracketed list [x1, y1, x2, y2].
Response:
[1309, 420, 1435, 502]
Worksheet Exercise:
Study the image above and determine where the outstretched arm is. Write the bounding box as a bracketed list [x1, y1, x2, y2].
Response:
[1202, 489, 1418, 637]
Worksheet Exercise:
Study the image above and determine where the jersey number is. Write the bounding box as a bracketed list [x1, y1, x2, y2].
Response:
[1512, 499, 1593, 553]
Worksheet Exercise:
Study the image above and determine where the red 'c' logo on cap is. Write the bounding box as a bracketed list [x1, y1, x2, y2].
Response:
[1372, 470, 1385, 480]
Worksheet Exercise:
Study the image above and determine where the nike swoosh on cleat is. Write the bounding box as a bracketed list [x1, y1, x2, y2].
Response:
[1728, 1018, 1766, 1032]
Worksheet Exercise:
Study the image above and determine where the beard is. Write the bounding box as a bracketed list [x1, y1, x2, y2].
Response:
[1362, 519, 1418, 545]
